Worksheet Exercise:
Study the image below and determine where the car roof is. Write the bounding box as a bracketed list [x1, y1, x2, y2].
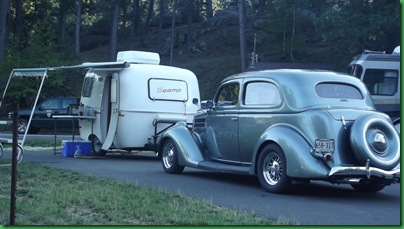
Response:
[221, 69, 374, 110]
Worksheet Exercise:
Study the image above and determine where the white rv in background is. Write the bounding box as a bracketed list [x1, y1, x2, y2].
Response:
[78, 51, 200, 156]
[347, 46, 400, 133]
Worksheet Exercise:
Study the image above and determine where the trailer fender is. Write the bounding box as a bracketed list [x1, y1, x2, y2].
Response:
[159, 121, 205, 168]
[251, 125, 329, 179]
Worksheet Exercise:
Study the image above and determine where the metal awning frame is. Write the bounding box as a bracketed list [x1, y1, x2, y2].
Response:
[0, 61, 129, 147]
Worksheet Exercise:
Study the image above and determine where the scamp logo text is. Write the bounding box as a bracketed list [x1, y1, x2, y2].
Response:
[157, 87, 182, 93]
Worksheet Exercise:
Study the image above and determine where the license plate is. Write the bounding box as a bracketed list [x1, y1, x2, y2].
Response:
[315, 139, 335, 152]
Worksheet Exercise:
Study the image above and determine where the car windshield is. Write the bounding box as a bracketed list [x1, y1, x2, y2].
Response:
[315, 83, 363, 99]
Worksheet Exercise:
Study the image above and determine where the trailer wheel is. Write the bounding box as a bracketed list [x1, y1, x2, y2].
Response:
[161, 139, 184, 174]
[91, 136, 107, 156]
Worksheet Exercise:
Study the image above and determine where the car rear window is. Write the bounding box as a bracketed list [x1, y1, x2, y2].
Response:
[316, 83, 363, 99]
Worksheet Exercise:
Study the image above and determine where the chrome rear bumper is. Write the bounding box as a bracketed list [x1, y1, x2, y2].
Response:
[328, 164, 400, 184]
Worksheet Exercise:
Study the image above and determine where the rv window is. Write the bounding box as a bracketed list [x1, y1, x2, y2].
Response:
[363, 69, 398, 96]
[348, 65, 363, 79]
[82, 77, 94, 97]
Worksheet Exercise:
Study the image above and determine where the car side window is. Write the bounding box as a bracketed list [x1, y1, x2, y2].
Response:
[41, 99, 59, 109]
[62, 99, 75, 109]
[316, 83, 363, 99]
[244, 82, 281, 105]
[216, 83, 239, 106]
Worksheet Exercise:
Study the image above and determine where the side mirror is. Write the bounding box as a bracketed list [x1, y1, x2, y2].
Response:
[206, 101, 214, 108]
[201, 100, 214, 109]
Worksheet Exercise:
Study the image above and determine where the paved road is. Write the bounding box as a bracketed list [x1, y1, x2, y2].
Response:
[0, 133, 78, 141]
[1, 149, 400, 225]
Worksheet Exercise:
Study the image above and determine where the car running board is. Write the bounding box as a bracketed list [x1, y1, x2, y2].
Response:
[198, 161, 251, 174]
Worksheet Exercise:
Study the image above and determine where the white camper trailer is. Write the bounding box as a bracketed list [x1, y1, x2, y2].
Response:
[78, 51, 200, 156]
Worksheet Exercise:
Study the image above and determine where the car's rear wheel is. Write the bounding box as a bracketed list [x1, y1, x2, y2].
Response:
[161, 139, 184, 174]
[350, 115, 400, 170]
[91, 135, 107, 156]
[257, 144, 291, 194]
[351, 183, 386, 193]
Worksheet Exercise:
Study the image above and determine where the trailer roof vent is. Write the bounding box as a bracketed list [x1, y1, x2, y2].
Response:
[116, 51, 160, 65]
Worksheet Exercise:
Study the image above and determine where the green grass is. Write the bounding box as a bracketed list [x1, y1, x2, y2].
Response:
[0, 158, 297, 225]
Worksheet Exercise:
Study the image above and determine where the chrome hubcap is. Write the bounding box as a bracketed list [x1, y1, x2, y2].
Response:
[369, 130, 388, 154]
[263, 153, 283, 185]
[163, 144, 174, 169]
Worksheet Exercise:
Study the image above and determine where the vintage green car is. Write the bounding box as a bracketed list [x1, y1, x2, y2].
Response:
[159, 69, 400, 194]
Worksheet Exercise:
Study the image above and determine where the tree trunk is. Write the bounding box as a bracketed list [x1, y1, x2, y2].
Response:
[155, 0, 165, 53]
[130, 0, 140, 49]
[205, 0, 213, 19]
[169, 0, 178, 66]
[14, 0, 24, 50]
[238, 0, 247, 72]
[75, 0, 82, 60]
[258, 0, 267, 16]
[195, 0, 200, 22]
[0, 0, 10, 61]
[186, 0, 194, 49]
[146, 0, 155, 28]
[290, 9, 295, 62]
[58, 0, 67, 47]
[109, 0, 121, 61]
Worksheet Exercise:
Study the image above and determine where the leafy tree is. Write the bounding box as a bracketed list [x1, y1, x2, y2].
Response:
[315, 0, 400, 66]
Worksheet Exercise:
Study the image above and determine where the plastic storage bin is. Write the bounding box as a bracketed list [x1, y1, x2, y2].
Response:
[62, 141, 91, 157]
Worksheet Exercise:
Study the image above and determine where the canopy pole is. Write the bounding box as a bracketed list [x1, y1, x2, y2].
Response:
[21, 70, 48, 147]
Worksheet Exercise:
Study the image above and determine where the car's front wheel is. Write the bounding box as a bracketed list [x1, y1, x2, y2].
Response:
[351, 183, 386, 193]
[91, 135, 107, 156]
[161, 139, 184, 174]
[257, 144, 291, 194]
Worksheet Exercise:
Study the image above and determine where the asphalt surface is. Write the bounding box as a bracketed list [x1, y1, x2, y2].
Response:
[1, 148, 400, 225]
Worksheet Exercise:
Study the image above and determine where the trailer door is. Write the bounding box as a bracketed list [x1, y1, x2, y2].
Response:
[102, 72, 119, 150]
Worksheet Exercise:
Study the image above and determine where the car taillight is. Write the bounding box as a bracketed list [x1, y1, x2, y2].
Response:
[323, 153, 332, 161]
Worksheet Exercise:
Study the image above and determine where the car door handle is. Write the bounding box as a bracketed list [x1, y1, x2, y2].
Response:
[231, 117, 238, 121]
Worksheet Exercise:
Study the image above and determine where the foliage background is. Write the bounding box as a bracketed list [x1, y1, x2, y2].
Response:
[0, 0, 400, 111]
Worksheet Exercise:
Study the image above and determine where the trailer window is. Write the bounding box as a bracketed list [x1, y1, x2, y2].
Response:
[82, 77, 94, 97]
[148, 78, 188, 101]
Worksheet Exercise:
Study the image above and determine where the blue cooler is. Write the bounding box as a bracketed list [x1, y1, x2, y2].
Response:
[62, 141, 92, 157]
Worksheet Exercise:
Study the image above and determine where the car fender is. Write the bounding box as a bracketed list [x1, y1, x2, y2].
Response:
[159, 121, 205, 168]
[251, 124, 329, 179]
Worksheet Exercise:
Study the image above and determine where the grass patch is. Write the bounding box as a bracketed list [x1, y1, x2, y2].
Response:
[0, 159, 292, 225]
[1, 139, 62, 152]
